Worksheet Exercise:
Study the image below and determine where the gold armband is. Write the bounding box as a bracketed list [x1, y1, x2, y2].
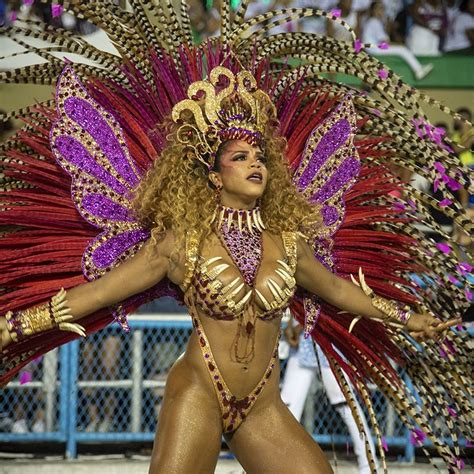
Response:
[5, 288, 86, 342]
[351, 268, 413, 326]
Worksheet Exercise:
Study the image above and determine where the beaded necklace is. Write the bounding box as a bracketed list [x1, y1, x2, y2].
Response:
[214, 205, 265, 364]
[215, 205, 264, 287]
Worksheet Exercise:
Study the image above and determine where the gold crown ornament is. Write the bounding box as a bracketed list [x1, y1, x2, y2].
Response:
[171, 66, 274, 169]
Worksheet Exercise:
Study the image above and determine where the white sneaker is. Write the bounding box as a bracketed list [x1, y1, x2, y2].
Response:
[0, 414, 13, 432]
[85, 419, 98, 432]
[415, 63, 434, 80]
[11, 419, 29, 433]
[97, 418, 112, 433]
[32, 419, 45, 433]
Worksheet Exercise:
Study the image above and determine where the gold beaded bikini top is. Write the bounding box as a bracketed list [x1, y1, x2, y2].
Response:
[183, 230, 298, 321]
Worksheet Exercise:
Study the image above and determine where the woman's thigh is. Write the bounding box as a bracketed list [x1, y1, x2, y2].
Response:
[149, 359, 223, 474]
[225, 396, 333, 474]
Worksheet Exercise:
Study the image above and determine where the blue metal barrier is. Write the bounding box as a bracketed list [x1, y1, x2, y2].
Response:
[65, 317, 193, 457]
[1, 315, 470, 461]
[0, 345, 70, 443]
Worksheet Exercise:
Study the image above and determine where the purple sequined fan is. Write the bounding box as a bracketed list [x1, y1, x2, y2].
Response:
[291, 95, 360, 336]
[50, 67, 155, 330]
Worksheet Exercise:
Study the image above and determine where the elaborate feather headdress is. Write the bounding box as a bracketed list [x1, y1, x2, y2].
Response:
[0, 2, 472, 472]
[172, 65, 273, 168]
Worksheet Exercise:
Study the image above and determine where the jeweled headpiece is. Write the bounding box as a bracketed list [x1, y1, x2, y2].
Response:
[171, 66, 274, 169]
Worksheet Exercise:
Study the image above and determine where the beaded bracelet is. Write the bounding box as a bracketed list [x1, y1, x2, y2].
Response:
[351, 268, 414, 326]
[5, 288, 86, 342]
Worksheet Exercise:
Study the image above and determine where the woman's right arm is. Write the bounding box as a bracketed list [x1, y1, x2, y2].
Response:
[65, 234, 174, 321]
[1, 231, 176, 349]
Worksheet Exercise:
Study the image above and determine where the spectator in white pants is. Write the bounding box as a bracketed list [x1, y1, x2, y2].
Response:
[362, 1, 433, 80]
[281, 324, 378, 474]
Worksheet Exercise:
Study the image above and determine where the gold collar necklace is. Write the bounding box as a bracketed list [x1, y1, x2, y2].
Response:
[213, 205, 265, 233]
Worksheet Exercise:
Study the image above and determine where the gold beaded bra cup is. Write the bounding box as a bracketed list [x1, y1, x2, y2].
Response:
[190, 206, 297, 364]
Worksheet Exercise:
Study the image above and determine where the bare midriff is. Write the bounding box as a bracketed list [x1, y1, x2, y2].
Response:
[184, 308, 282, 398]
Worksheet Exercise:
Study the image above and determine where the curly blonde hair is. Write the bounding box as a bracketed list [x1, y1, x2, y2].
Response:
[133, 105, 322, 255]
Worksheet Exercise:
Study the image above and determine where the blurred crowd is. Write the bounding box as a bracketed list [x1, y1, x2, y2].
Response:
[186, 0, 474, 56]
[1, 0, 473, 56]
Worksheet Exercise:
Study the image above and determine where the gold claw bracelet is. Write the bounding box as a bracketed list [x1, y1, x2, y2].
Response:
[5, 288, 86, 342]
[349, 267, 414, 332]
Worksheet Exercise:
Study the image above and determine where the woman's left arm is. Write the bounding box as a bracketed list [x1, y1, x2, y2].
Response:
[294, 237, 460, 340]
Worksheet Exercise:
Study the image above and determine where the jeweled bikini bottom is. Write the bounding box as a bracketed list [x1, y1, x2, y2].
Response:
[191, 313, 279, 433]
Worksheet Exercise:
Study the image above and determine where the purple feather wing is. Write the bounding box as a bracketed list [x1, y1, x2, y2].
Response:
[50, 66, 146, 280]
[291, 95, 360, 336]
[50, 67, 151, 330]
[293, 94, 360, 238]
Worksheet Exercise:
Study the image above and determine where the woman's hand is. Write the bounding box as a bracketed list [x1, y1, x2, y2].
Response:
[406, 313, 461, 342]
[0, 317, 12, 351]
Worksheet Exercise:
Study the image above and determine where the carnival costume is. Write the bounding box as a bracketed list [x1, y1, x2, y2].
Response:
[0, 2, 472, 472]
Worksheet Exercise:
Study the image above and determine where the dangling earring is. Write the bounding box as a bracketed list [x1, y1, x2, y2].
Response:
[210, 181, 222, 226]
[214, 184, 222, 204]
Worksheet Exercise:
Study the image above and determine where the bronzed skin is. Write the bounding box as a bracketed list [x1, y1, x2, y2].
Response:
[0, 140, 458, 473]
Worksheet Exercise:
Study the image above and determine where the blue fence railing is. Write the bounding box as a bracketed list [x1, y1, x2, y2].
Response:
[0, 315, 469, 460]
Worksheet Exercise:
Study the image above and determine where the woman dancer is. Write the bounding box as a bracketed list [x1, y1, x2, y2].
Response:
[0, 114, 456, 472]
[0, 2, 472, 473]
